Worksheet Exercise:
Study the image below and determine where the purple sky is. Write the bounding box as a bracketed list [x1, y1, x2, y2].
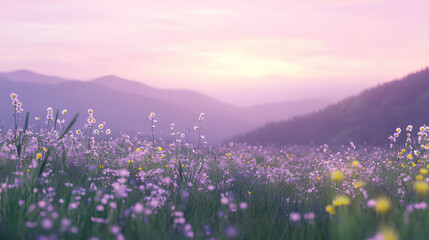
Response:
[1, 0, 428, 106]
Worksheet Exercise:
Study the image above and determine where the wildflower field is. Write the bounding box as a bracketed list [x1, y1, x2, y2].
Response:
[2, 93, 429, 240]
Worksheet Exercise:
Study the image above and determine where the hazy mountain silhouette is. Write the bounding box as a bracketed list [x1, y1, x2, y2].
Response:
[242, 99, 330, 124]
[234, 67, 429, 146]
[0, 70, 72, 85]
[91, 75, 235, 113]
[91, 75, 331, 127]
[0, 70, 329, 142]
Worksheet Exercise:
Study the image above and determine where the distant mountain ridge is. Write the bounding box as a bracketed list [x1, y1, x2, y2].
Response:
[234, 67, 429, 146]
[0, 70, 72, 85]
[90, 75, 238, 116]
[0, 70, 330, 142]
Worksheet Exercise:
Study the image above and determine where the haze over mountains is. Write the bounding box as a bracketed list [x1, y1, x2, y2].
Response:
[235, 68, 429, 146]
[0, 70, 330, 142]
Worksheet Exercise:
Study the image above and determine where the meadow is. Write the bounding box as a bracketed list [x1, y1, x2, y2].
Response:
[1, 93, 429, 240]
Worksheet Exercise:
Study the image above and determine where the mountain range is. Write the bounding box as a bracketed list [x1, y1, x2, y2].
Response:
[0, 70, 330, 142]
[234, 67, 429, 146]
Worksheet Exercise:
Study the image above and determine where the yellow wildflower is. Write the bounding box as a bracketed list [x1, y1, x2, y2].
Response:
[414, 181, 429, 194]
[354, 181, 365, 188]
[136, 148, 141, 152]
[331, 169, 344, 183]
[158, 147, 162, 151]
[380, 227, 399, 240]
[416, 175, 424, 181]
[375, 197, 391, 214]
[421, 168, 428, 175]
[325, 205, 335, 215]
[332, 195, 351, 207]
[352, 161, 360, 167]
[36, 153, 42, 160]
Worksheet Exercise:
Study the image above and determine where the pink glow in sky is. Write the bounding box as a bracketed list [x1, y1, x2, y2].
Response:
[0, 0, 428, 106]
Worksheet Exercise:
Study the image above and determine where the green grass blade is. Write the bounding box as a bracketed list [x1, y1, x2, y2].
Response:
[59, 113, 78, 140]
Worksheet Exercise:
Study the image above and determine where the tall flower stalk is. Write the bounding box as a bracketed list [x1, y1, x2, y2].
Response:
[196, 113, 204, 150]
[149, 112, 156, 148]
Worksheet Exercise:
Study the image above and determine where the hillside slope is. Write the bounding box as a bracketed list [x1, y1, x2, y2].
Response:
[235, 68, 429, 145]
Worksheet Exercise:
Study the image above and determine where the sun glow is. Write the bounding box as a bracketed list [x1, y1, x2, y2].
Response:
[193, 51, 303, 78]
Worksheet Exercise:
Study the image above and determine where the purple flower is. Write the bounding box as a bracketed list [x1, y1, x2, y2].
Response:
[239, 202, 248, 210]
[41, 218, 54, 230]
[290, 212, 301, 222]
[304, 212, 315, 220]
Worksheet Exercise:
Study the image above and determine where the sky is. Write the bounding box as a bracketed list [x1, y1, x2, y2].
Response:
[0, 0, 428, 106]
